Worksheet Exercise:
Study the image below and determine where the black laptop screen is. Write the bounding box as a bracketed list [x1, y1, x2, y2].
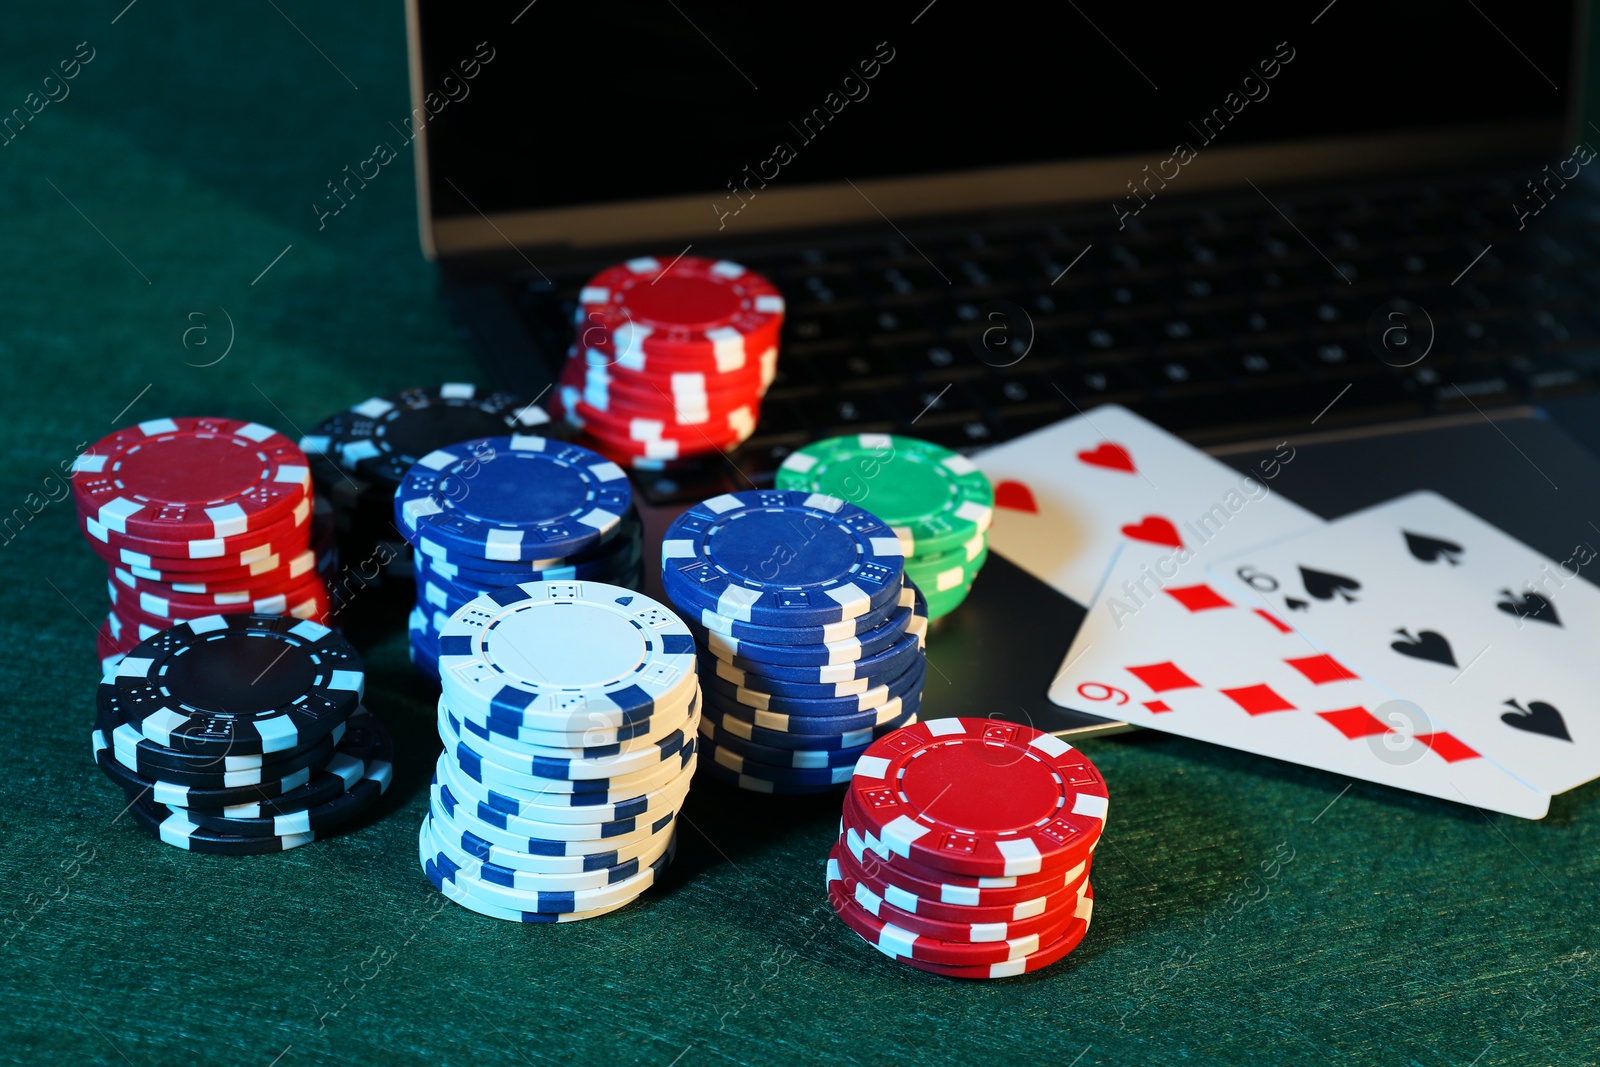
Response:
[416, 0, 1573, 223]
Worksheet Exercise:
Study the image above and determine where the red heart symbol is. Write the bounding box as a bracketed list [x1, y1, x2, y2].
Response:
[1121, 515, 1183, 549]
[1078, 442, 1136, 474]
[993, 480, 1038, 514]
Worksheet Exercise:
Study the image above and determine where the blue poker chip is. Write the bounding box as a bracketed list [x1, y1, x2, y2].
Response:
[436, 580, 697, 729]
[697, 715, 871, 768]
[700, 645, 922, 699]
[699, 652, 923, 715]
[694, 583, 925, 668]
[698, 736, 856, 788]
[711, 621, 925, 685]
[703, 680, 923, 736]
[699, 701, 919, 750]
[394, 435, 632, 562]
[696, 754, 846, 795]
[659, 490, 905, 627]
[415, 520, 642, 576]
[689, 582, 918, 647]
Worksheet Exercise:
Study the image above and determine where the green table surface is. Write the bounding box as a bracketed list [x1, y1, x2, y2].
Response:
[3, 5, 1598, 1066]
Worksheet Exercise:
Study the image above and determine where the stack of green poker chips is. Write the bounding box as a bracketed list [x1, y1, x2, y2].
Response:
[775, 434, 994, 619]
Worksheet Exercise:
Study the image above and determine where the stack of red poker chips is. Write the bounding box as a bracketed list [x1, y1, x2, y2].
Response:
[827, 717, 1108, 979]
[71, 417, 336, 671]
[552, 255, 784, 468]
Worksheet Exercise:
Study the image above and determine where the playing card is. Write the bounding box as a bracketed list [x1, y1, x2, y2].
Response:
[975, 404, 1321, 605]
[1049, 543, 1550, 819]
[1209, 491, 1600, 797]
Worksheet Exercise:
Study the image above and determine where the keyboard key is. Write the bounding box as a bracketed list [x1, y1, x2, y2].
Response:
[1053, 364, 1144, 406]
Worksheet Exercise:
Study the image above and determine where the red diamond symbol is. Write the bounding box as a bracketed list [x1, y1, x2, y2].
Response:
[1418, 732, 1480, 763]
[1286, 654, 1361, 686]
[1166, 584, 1232, 613]
[1126, 662, 1201, 693]
[1254, 609, 1292, 634]
[1143, 700, 1173, 713]
[1317, 706, 1390, 739]
[1220, 684, 1296, 715]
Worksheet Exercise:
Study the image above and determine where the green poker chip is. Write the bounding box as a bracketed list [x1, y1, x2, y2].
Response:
[776, 434, 994, 556]
[906, 547, 989, 597]
[920, 572, 978, 619]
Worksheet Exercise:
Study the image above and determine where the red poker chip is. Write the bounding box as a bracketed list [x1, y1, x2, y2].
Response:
[79, 494, 311, 560]
[834, 835, 1091, 922]
[116, 546, 320, 588]
[840, 811, 1096, 901]
[579, 333, 780, 383]
[846, 718, 1109, 878]
[557, 353, 764, 420]
[579, 319, 781, 373]
[77, 504, 311, 572]
[553, 398, 754, 462]
[577, 255, 785, 361]
[108, 572, 331, 624]
[828, 842, 1081, 942]
[826, 857, 1083, 967]
[573, 364, 768, 416]
[564, 390, 757, 444]
[73, 417, 312, 541]
[106, 601, 164, 647]
[77, 519, 309, 574]
[582, 352, 774, 398]
[884, 885, 1094, 980]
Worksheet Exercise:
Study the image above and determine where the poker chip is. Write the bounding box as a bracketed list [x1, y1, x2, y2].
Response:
[691, 582, 918, 647]
[846, 718, 1108, 877]
[421, 581, 697, 923]
[777, 435, 994, 621]
[72, 417, 311, 541]
[300, 384, 558, 589]
[702, 703, 920, 753]
[829, 843, 1083, 942]
[556, 257, 782, 466]
[838, 835, 1092, 921]
[393, 436, 644, 669]
[843, 823, 1098, 906]
[94, 695, 387, 853]
[99, 614, 363, 756]
[695, 588, 924, 667]
[709, 622, 926, 685]
[423, 808, 674, 890]
[70, 419, 333, 664]
[655, 489, 928, 793]
[825, 718, 1109, 980]
[660, 490, 905, 628]
[704, 679, 924, 737]
[696, 717, 871, 769]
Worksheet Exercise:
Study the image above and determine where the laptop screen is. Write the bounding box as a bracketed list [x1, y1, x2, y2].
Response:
[416, 1, 1574, 225]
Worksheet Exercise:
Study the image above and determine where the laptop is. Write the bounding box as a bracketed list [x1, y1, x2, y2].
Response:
[405, 0, 1597, 733]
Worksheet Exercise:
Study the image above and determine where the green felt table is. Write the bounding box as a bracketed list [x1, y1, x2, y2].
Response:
[3, 5, 1599, 1066]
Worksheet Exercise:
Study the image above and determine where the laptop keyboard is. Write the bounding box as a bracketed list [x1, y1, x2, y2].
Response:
[504, 172, 1600, 505]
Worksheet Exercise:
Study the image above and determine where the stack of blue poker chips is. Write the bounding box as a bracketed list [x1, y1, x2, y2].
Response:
[391, 434, 643, 681]
[419, 579, 701, 923]
[659, 489, 929, 794]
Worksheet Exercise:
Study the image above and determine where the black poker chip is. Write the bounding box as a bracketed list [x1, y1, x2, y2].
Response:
[301, 384, 554, 488]
[98, 614, 363, 756]
[179, 709, 384, 819]
[97, 697, 344, 786]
